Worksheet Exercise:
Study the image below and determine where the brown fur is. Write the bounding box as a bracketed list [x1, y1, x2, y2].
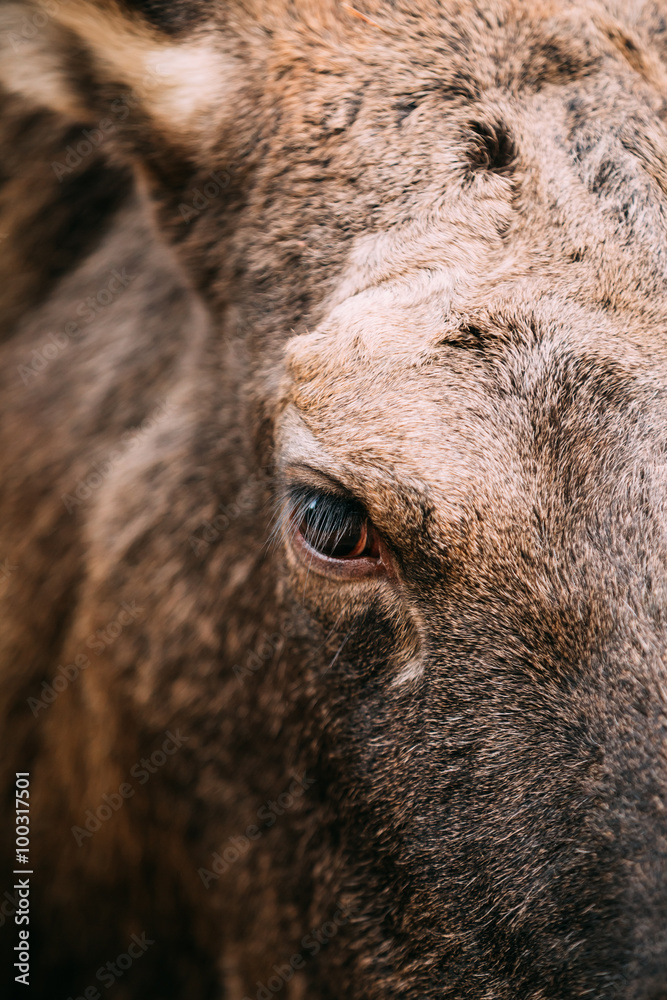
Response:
[3, 1, 667, 997]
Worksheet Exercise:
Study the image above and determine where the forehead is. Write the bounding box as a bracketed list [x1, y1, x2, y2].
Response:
[281, 284, 652, 484]
[206, 2, 667, 358]
[270, 5, 667, 505]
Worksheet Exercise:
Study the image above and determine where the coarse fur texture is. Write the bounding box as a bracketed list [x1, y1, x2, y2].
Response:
[2, 0, 667, 997]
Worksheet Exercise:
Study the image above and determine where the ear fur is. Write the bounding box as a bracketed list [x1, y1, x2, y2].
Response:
[0, 0, 237, 137]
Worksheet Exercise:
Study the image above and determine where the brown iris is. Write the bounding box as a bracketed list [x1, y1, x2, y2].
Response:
[291, 492, 380, 563]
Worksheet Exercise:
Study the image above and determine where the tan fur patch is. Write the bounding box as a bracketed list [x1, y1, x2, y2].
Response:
[14, 0, 238, 132]
[0, 4, 85, 117]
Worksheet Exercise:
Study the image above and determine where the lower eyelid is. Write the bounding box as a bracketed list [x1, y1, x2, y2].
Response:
[288, 525, 387, 579]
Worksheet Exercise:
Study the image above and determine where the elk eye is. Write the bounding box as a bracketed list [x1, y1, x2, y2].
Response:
[288, 490, 381, 564]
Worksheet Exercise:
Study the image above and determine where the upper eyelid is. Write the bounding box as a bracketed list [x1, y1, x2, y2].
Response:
[279, 466, 377, 522]
[280, 463, 353, 499]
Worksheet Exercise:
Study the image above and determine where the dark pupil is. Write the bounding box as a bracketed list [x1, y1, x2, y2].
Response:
[299, 496, 366, 558]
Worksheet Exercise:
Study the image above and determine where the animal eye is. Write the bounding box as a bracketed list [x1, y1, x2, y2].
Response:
[285, 489, 387, 578]
[297, 494, 377, 559]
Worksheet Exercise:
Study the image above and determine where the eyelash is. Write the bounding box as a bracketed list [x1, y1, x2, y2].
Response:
[278, 485, 387, 577]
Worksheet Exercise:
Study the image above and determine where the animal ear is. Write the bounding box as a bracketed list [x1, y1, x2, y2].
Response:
[0, 0, 240, 159]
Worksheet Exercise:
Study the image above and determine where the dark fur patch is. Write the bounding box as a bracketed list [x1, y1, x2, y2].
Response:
[120, 0, 208, 35]
[0, 95, 133, 339]
[520, 30, 600, 89]
[466, 119, 517, 174]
